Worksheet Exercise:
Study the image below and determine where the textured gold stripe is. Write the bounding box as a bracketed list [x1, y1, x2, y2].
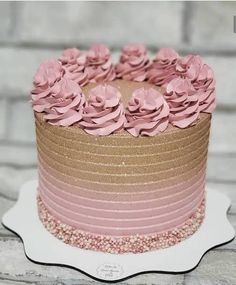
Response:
[35, 113, 210, 148]
[39, 158, 206, 191]
[38, 149, 207, 184]
[37, 138, 209, 175]
[39, 167, 205, 199]
[36, 122, 210, 157]
[35, 119, 210, 156]
[35, 112, 211, 147]
[36, 127, 210, 166]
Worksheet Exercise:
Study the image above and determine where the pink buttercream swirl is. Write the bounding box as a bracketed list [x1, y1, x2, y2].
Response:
[115, 43, 151, 82]
[80, 85, 126, 136]
[125, 88, 170, 137]
[176, 55, 216, 113]
[191, 64, 216, 113]
[147, 48, 179, 86]
[59, 48, 89, 87]
[164, 78, 200, 128]
[31, 59, 64, 100]
[85, 44, 116, 83]
[176, 54, 203, 79]
[32, 78, 85, 126]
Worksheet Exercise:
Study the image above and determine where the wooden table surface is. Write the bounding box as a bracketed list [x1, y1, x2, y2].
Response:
[0, 111, 236, 285]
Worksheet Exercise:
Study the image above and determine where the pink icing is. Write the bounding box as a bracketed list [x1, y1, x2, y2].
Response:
[176, 55, 216, 113]
[31, 59, 64, 101]
[115, 43, 151, 82]
[38, 152, 205, 235]
[80, 85, 126, 135]
[147, 48, 179, 86]
[31, 45, 216, 135]
[165, 77, 200, 128]
[59, 48, 89, 87]
[85, 44, 116, 83]
[125, 88, 169, 137]
[192, 64, 216, 113]
[33, 78, 85, 126]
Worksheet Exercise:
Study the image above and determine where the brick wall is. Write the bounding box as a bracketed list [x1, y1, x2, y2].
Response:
[0, 1, 236, 199]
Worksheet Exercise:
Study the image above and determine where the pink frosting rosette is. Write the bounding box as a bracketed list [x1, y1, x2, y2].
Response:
[32, 78, 85, 126]
[176, 55, 216, 113]
[80, 85, 126, 136]
[85, 44, 116, 83]
[31, 59, 64, 101]
[191, 64, 216, 113]
[147, 48, 179, 86]
[165, 77, 200, 128]
[59, 48, 89, 86]
[176, 54, 203, 80]
[115, 43, 151, 82]
[125, 88, 170, 137]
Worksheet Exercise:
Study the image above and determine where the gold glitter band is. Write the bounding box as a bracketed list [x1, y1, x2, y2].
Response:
[35, 112, 211, 147]
[37, 139, 209, 175]
[38, 161, 207, 192]
[38, 150, 207, 184]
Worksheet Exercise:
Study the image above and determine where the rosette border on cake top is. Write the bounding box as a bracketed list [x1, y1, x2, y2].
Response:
[31, 43, 216, 136]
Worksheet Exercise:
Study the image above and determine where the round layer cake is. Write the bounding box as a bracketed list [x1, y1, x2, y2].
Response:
[31, 44, 215, 254]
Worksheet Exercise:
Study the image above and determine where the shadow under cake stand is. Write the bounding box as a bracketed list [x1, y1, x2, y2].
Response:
[2, 180, 235, 282]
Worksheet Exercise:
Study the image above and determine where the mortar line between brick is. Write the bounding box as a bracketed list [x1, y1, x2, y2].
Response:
[182, 2, 193, 44]
[2, 41, 236, 57]
[8, 2, 21, 38]
[2, 98, 10, 141]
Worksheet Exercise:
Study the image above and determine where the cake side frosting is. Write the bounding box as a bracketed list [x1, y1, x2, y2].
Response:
[36, 109, 209, 236]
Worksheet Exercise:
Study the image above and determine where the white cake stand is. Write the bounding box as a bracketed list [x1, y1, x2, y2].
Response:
[2, 180, 235, 282]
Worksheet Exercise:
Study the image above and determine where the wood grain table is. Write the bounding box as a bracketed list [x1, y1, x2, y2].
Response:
[0, 111, 236, 285]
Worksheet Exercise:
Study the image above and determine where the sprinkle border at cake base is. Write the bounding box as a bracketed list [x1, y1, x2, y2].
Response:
[37, 196, 205, 254]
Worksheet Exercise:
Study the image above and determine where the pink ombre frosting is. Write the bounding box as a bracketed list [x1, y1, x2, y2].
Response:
[165, 78, 200, 128]
[85, 44, 116, 83]
[125, 88, 169, 137]
[80, 85, 126, 135]
[147, 48, 179, 86]
[115, 43, 151, 82]
[32, 78, 85, 126]
[59, 48, 89, 87]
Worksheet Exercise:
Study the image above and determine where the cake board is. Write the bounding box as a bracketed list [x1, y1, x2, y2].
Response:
[2, 180, 235, 282]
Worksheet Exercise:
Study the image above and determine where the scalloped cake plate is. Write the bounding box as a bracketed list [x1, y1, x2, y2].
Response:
[2, 180, 235, 282]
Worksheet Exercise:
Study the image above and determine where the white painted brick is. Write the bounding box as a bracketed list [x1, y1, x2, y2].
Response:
[17, 2, 183, 46]
[0, 167, 37, 200]
[210, 112, 236, 153]
[8, 100, 35, 143]
[0, 144, 37, 166]
[190, 2, 236, 49]
[203, 56, 236, 107]
[207, 182, 236, 215]
[0, 99, 7, 139]
[0, 47, 59, 97]
[207, 155, 236, 183]
[0, 2, 12, 40]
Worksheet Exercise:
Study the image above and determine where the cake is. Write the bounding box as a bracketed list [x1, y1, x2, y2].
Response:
[31, 44, 216, 254]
